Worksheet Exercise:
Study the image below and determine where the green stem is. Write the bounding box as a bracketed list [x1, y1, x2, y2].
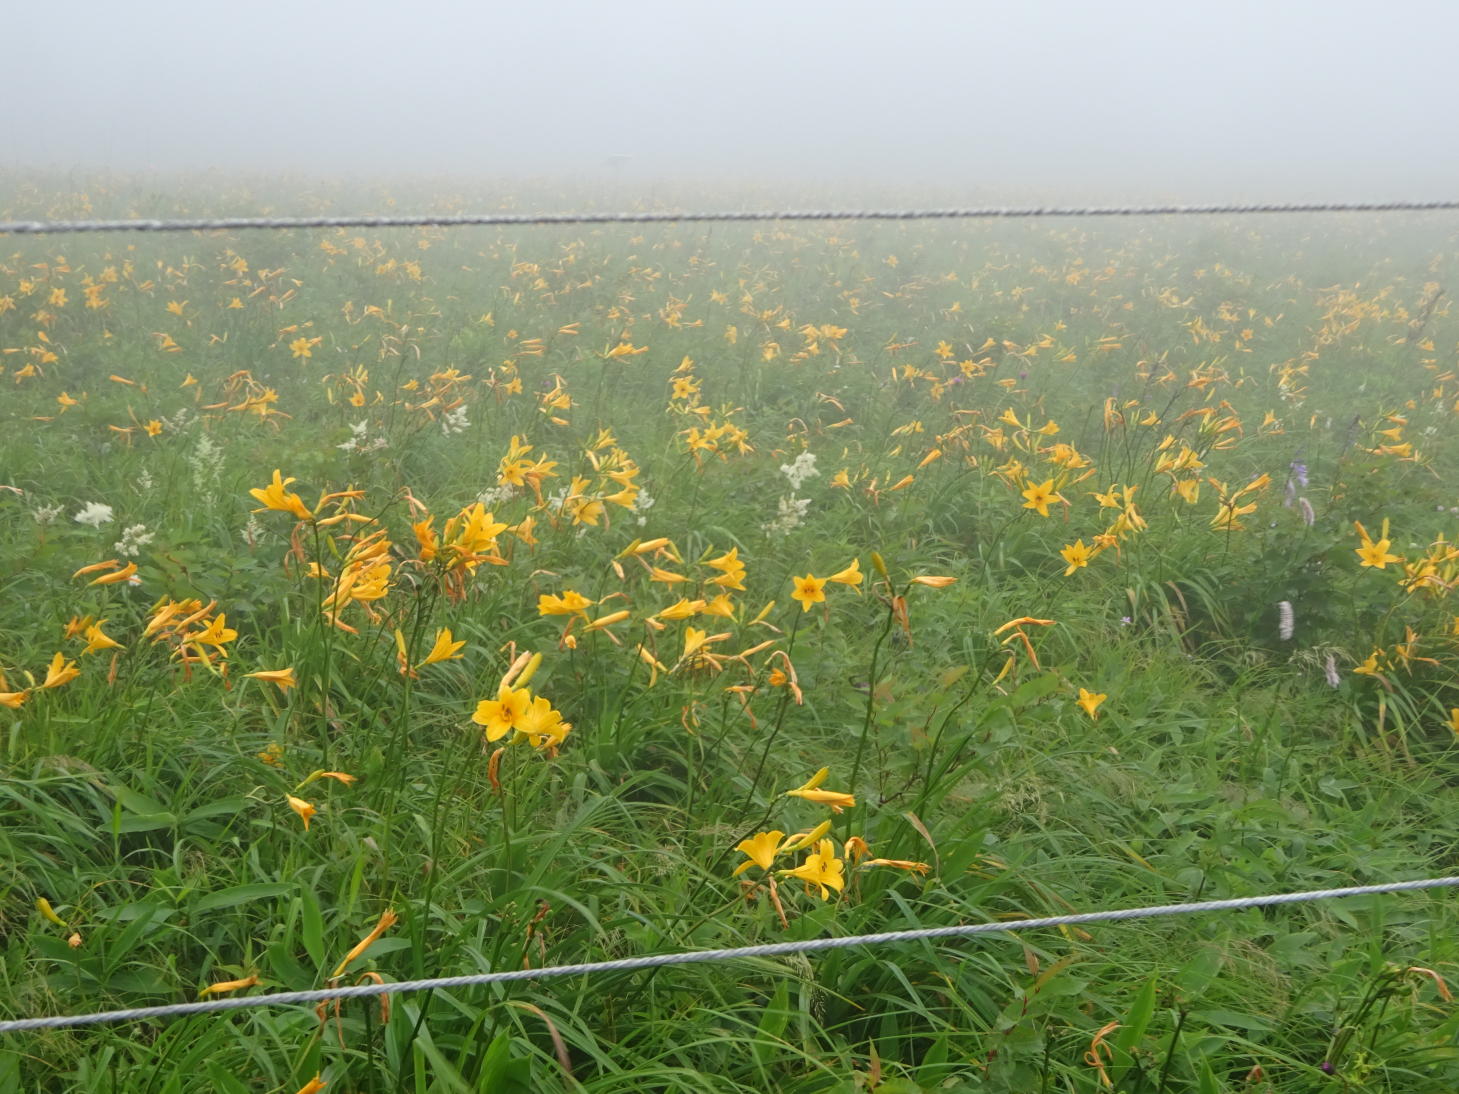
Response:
[847, 586, 900, 812]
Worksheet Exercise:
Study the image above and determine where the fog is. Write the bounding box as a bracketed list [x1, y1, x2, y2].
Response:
[8, 0, 1459, 201]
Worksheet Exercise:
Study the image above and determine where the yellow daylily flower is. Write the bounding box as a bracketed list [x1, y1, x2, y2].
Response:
[732, 831, 786, 877]
[790, 573, 826, 611]
[419, 627, 466, 667]
[199, 974, 260, 997]
[249, 470, 314, 520]
[286, 795, 317, 831]
[331, 908, 399, 978]
[80, 620, 124, 656]
[472, 683, 532, 742]
[245, 666, 297, 690]
[1021, 478, 1066, 518]
[1076, 687, 1107, 720]
[778, 838, 846, 900]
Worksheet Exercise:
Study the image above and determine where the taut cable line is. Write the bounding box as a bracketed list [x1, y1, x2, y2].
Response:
[1, 875, 1455, 1033]
[3, 199, 1459, 236]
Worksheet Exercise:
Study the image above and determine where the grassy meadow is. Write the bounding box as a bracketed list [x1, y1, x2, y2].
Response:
[3, 177, 1459, 1092]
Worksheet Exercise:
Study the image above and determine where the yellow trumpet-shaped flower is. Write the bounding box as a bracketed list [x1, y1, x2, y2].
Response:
[538, 590, 595, 617]
[583, 610, 630, 632]
[865, 858, 932, 874]
[790, 573, 827, 612]
[1077, 687, 1107, 720]
[286, 795, 317, 831]
[36, 898, 68, 927]
[190, 614, 238, 653]
[732, 831, 786, 877]
[90, 562, 139, 586]
[199, 973, 260, 997]
[80, 620, 124, 656]
[778, 838, 846, 900]
[419, 627, 466, 667]
[827, 558, 863, 587]
[331, 908, 399, 978]
[781, 820, 833, 853]
[39, 652, 80, 690]
[701, 593, 736, 619]
[1021, 478, 1066, 518]
[1354, 520, 1402, 569]
[245, 666, 297, 690]
[784, 768, 856, 812]
[472, 683, 532, 742]
[514, 694, 571, 751]
[1060, 540, 1095, 576]
[249, 470, 314, 520]
[785, 787, 858, 813]
[909, 574, 957, 588]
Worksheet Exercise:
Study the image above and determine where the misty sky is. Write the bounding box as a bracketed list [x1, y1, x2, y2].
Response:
[9, 0, 1459, 198]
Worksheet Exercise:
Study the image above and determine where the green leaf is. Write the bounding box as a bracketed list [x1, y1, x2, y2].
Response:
[299, 890, 326, 971]
[1115, 976, 1159, 1053]
[1187, 1008, 1275, 1032]
[115, 812, 177, 833]
[192, 882, 296, 914]
[753, 982, 791, 1067]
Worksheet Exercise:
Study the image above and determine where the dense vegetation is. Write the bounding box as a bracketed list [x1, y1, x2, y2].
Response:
[3, 177, 1458, 1091]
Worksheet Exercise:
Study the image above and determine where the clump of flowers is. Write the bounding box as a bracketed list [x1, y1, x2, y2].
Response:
[470, 650, 571, 757]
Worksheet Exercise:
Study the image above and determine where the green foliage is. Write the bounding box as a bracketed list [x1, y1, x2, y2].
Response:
[0, 175, 1457, 1090]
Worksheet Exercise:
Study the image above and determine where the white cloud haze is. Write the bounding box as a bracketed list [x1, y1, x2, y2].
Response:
[9, 0, 1459, 200]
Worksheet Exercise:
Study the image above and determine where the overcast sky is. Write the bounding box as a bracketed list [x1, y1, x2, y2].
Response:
[9, 0, 1459, 200]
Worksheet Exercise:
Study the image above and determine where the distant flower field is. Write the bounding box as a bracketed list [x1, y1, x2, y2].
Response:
[3, 178, 1459, 1092]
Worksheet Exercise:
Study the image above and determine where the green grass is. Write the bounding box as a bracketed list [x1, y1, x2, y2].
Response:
[2, 174, 1459, 1091]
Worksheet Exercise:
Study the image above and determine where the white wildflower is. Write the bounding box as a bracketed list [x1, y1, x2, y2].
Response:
[779, 452, 819, 491]
[763, 495, 811, 537]
[135, 469, 155, 493]
[160, 407, 193, 432]
[337, 420, 370, 452]
[114, 524, 155, 558]
[73, 502, 114, 528]
[31, 504, 63, 525]
[1277, 601, 1294, 641]
[189, 433, 223, 495]
[475, 483, 517, 507]
[1323, 654, 1341, 688]
[440, 405, 470, 436]
[633, 488, 656, 525]
[243, 513, 264, 547]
